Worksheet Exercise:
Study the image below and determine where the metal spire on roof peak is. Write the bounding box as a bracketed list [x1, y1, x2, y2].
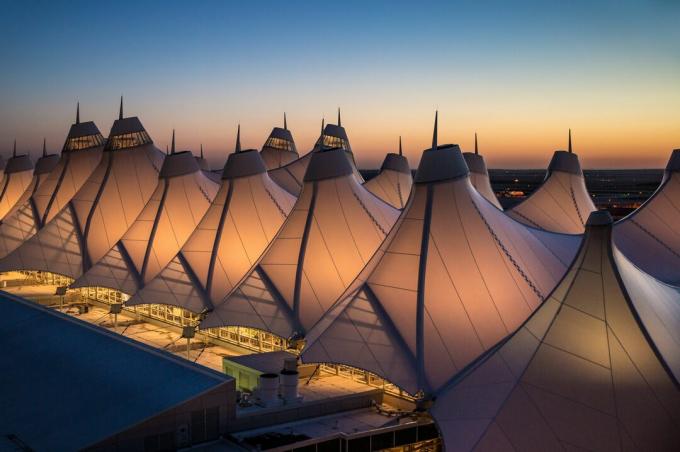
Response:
[568, 128, 572, 153]
[200, 143, 204, 159]
[119, 96, 124, 120]
[337, 108, 342, 127]
[43, 138, 47, 157]
[475, 132, 479, 155]
[399, 136, 403, 156]
[171, 129, 176, 154]
[76, 102, 80, 124]
[432, 111, 438, 150]
[13, 139, 17, 157]
[283, 112, 287, 130]
[235, 124, 241, 153]
[165, 145, 169, 155]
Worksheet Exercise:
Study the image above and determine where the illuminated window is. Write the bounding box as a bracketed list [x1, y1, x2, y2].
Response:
[63, 134, 105, 151]
[106, 130, 152, 151]
[263, 136, 295, 152]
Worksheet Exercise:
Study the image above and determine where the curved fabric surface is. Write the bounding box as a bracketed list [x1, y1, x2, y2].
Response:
[0, 143, 164, 278]
[613, 244, 680, 382]
[201, 172, 399, 338]
[71, 169, 219, 295]
[364, 168, 413, 209]
[0, 163, 34, 221]
[431, 222, 680, 452]
[268, 151, 312, 196]
[0, 147, 103, 258]
[469, 171, 502, 210]
[613, 172, 680, 285]
[127, 172, 296, 313]
[261, 148, 299, 171]
[302, 175, 579, 396]
[508, 170, 595, 234]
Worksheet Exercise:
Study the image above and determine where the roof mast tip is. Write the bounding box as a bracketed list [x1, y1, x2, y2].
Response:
[119, 96, 124, 120]
[475, 132, 478, 155]
[235, 124, 241, 153]
[283, 112, 287, 130]
[568, 128, 573, 153]
[432, 111, 438, 151]
[171, 129, 175, 154]
[399, 136, 403, 156]
[76, 102, 80, 124]
[337, 108, 341, 127]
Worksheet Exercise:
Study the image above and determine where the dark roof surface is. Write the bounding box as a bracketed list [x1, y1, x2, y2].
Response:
[0, 292, 230, 451]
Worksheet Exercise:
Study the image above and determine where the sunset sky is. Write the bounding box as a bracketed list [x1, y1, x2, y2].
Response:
[1, 0, 678, 169]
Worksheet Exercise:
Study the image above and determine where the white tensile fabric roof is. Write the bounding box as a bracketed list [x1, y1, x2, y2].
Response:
[301, 144, 580, 397]
[363, 153, 412, 209]
[0, 121, 104, 259]
[612, 149, 680, 285]
[507, 150, 595, 234]
[70, 151, 219, 295]
[431, 211, 680, 451]
[126, 149, 296, 313]
[269, 123, 362, 196]
[463, 151, 502, 210]
[0, 117, 164, 279]
[0, 154, 35, 221]
[0, 153, 59, 224]
[260, 126, 299, 170]
[200, 146, 399, 338]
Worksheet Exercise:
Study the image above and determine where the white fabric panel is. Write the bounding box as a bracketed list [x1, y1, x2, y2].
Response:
[203, 173, 400, 337]
[303, 175, 579, 396]
[268, 152, 312, 196]
[261, 148, 298, 170]
[0, 145, 162, 278]
[469, 172, 502, 210]
[0, 169, 34, 221]
[613, 245, 680, 382]
[508, 171, 595, 234]
[128, 172, 295, 312]
[73, 170, 218, 294]
[613, 173, 680, 285]
[30, 148, 103, 225]
[431, 225, 680, 452]
[363, 169, 413, 209]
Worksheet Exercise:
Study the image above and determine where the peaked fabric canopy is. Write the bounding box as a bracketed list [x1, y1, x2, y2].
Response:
[431, 211, 680, 452]
[269, 123, 363, 196]
[201, 146, 399, 338]
[126, 149, 296, 313]
[260, 126, 299, 170]
[0, 121, 104, 259]
[508, 151, 595, 234]
[0, 153, 58, 224]
[612, 149, 680, 285]
[302, 144, 580, 397]
[364, 153, 412, 209]
[0, 154, 35, 221]
[463, 151, 502, 209]
[70, 151, 219, 295]
[0, 116, 163, 278]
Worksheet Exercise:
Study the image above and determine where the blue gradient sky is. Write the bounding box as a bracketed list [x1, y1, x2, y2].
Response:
[1, 0, 678, 168]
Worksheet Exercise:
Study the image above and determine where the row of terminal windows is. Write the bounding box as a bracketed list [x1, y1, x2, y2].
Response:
[17, 270, 412, 400]
[106, 130, 153, 150]
[322, 135, 350, 151]
[264, 136, 296, 152]
[63, 134, 106, 151]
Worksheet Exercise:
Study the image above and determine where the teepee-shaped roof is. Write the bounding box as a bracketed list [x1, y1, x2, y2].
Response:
[431, 211, 680, 451]
[463, 134, 502, 209]
[302, 136, 580, 397]
[612, 149, 680, 285]
[508, 139, 595, 233]
[261, 114, 299, 170]
[126, 146, 296, 313]
[0, 110, 104, 259]
[200, 146, 399, 338]
[0, 149, 34, 221]
[364, 138, 412, 209]
[70, 148, 219, 295]
[269, 119, 363, 196]
[0, 102, 164, 279]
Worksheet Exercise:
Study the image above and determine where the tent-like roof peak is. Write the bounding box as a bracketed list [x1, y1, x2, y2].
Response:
[222, 148, 267, 179]
[323, 123, 349, 141]
[66, 121, 101, 140]
[109, 117, 147, 136]
[303, 146, 354, 181]
[462, 151, 488, 175]
[4, 154, 33, 174]
[268, 127, 295, 143]
[34, 153, 60, 175]
[158, 150, 200, 178]
[665, 148, 680, 172]
[547, 149, 582, 175]
[380, 153, 411, 174]
[414, 144, 468, 184]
